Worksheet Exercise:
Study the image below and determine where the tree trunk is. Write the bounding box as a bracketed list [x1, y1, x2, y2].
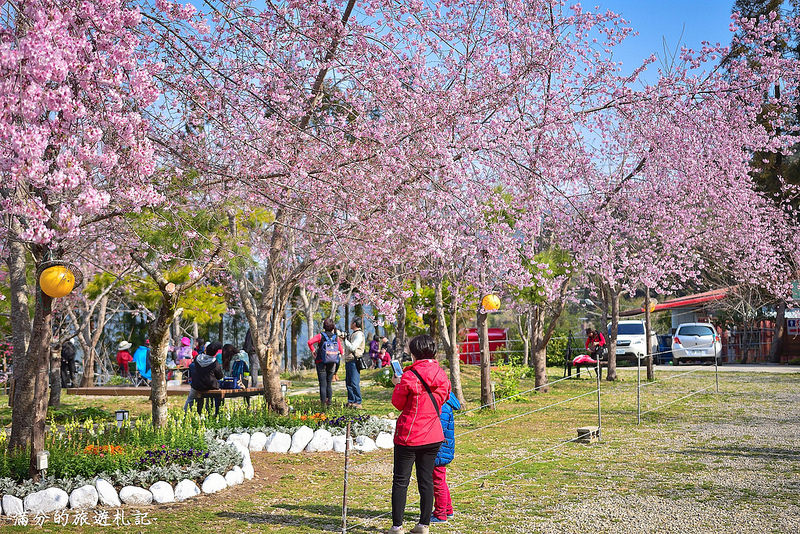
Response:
[79, 294, 108, 387]
[149, 292, 178, 429]
[447, 304, 465, 405]
[606, 287, 620, 381]
[218, 313, 224, 343]
[281, 316, 288, 370]
[517, 309, 532, 367]
[19, 287, 52, 479]
[291, 308, 301, 371]
[260, 300, 289, 414]
[433, 279, 465, 404]
[299, 286, 318, 353]
[6, 230, 31, 414]
[173, 308, 182, 343]
[396, 299, 407, 358]
[645, 289, 654, 381]
[477, 308, 493, 408]
[768, 300, 786, 363]
[531, 307, 549, 393]
[48, 345, 61, 407]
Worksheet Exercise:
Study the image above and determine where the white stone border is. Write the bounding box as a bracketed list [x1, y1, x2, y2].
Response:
[0, 444, 251, 517]
[0, 418, 397, 516]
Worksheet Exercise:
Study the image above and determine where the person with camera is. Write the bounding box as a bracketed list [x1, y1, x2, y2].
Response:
[585, 327, 606, 360]
[343, 317, 366, 408]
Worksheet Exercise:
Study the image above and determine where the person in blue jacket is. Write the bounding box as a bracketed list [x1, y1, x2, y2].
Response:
[431, 392, 460, 523]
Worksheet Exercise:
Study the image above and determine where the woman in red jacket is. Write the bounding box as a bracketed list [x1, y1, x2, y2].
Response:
[388, 335, 451, 534]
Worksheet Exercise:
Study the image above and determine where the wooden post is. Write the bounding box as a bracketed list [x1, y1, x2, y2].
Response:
[645, 288, 654, 381]
[478, 307, 493, 409]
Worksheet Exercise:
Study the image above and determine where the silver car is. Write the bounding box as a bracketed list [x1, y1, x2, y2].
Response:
[671, 323, 721, 365]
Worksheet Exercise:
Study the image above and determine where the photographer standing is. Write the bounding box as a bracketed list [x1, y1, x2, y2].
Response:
[343, 318, 365, 408]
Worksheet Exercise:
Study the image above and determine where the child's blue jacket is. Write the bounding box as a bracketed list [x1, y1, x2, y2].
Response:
[434, 392, 461, 466]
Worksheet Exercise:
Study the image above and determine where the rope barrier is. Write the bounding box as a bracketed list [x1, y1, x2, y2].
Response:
[639, 384, 715, 416]
[635, 366, 708, 389]
[456, 389, 599, 439]
[459, 373, 578, 415]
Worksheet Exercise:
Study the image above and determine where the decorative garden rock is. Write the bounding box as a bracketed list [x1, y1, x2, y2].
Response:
[23, 488, 69, 514]
[242, 454, 255, 479]
[249, 431, 268, 451]
[201, 473, 228, 494]
[289, 425, 314, 453]
[354, 435, 378, 452]
[332, 435, 348, 453]
[149, 481, 175, 504]
[266, 431, 292, 453]
[226, 432, 251, 450]
[305, 428, 334, 452]
[174, 479, 201, 502]
[230, 441, 250, 460]
[375, 432, 394, 449]
[225, 466, 245, 486]
[3, 495, 23, 516]
[69, 485, 99, 509]
[119, 486, 153, 506]
[94, 478, 121, 507]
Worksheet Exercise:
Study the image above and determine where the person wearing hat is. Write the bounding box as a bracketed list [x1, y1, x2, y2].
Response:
[116, 341, 133, 377]
[175, 336, 193, 368]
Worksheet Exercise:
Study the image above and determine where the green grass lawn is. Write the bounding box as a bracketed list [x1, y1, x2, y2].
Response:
[2, 365, 798, 532]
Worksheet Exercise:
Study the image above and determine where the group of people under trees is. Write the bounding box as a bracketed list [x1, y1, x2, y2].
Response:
[308, 318, 397, 408]
[112, 333, 252, 416]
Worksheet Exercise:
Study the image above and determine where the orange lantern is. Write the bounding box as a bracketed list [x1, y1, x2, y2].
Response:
[39, 265, 76, 298]
[481, 294, 501, 311]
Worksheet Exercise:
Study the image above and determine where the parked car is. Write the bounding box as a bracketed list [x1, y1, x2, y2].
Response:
[608, 320, 658, 363]
[656, 334, 673, 365]
[671, 323, 721, 365]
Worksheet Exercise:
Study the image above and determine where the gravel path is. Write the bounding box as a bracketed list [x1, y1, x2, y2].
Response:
[526, 374, 800, 534]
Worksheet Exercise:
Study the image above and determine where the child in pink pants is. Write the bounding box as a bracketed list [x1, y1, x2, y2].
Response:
[431, 392, 460, 522]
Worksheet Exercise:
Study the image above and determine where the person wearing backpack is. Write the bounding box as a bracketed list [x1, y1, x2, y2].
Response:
[430, 391, 460, 523]
[307, 318, 344, 407]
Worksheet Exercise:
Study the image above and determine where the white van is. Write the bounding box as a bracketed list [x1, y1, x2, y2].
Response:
[609, 320, 658, 363]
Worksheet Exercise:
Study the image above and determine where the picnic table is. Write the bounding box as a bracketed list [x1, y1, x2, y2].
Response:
[195, 386, 265, 400]
[66, 384, 287, 399]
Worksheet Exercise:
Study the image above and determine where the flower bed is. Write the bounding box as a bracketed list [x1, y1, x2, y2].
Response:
[0, 398, 397, 517]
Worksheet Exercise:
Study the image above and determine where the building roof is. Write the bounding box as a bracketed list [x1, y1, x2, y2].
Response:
[620, 288, 729, 317]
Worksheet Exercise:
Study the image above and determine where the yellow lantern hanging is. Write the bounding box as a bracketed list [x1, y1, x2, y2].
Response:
[39, 265, 76, 298]
[481, 294, 501, 312]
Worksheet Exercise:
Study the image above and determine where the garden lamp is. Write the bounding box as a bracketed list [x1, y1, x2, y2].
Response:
[280, 383, 288, 396]
[36, 450, 49, 472]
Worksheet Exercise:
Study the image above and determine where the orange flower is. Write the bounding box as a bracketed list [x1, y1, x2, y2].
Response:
[83, 444, 124, 456]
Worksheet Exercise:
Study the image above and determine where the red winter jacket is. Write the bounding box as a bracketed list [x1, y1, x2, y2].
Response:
[392, 359, 451, 446]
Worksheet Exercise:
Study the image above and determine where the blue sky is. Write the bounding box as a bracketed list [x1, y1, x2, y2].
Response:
[596, 1, 735, 77]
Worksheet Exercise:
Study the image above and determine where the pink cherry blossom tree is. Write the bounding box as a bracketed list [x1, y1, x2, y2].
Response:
[0, 0, 158, 474]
